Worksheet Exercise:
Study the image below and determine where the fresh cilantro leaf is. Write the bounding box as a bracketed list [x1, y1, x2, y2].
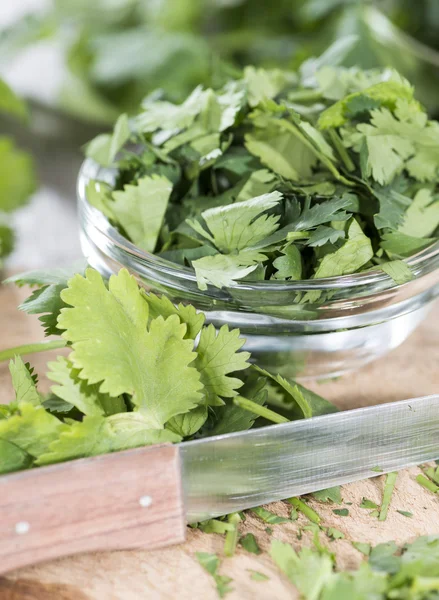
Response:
[326, 527, 344, 541]
[378, 260, 414, 285]
[9, 356, 41, 406]
[352, 542, 371, 556]
[381, 231, 435, 257]
[343, 99, 439, 184]
[111, 175, 172, 252]
[314, 219, 373, 278]
[245, 123, 318, 181]
[47, 357, 126, 417]
[188, 192, 282, 253]
[192, 250, 266, 290]
[373, 186, 410, 230]
[0, 439, 33, 475]
[137, 86, 207, 133]
[58, 268, 204, 428]
[254, 366, 313, 418]
[194, 324, 250, 405]
[18, 283, 68, 337]
[272, 245, 302, 280]
[307, 225, 345, 247]
[240, 533, 262, 555]
[166, 405, 208, 438]
[333, 509, 349, 516]
[244, 66, 296, 107]
[195, 552, 233, 598]
[0, 403, 65, 463]
[360, 498, 379, 510]
[312, 487, 342, 504]
[399, 188, 439, 238]
[319, 79, 417, 130]
[37, 414, 180, 465]
[141, 291, 205, 339]
[270, 540, 333, 598]
[85, 113, 130, 166]
[86, 180, 116, 221]
[236, 169, 276, 202]
[5, 262, 87, 287]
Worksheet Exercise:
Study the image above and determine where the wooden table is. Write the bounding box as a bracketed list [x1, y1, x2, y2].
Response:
[0, 281, 438, 600]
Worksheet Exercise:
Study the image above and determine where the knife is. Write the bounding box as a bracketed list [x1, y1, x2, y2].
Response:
[1, 395, 439, 574]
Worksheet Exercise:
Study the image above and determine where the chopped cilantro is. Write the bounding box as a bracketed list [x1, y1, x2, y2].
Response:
[379, 472, 398, 521]
[196, 552, 233, 598]
[250, 506, 289, 525]
[248, 570, 269, 582]
[360, 498, 379, 510]
[326, 527, 345, 541]
[333, 508, 349, 517]
[416, 474, 439, 494]
[287, 497, 321, 524]
[81, 57, 439, 290]
[311, 486, 342, 504]
[239, 533, 262, 555]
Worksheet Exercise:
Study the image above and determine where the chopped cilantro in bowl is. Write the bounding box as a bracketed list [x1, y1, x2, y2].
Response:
[77, 50, 439, 379]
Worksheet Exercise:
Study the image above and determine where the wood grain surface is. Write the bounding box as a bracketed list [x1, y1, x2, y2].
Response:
[0, 281, 439, 599]
[0, 444, 185, 575]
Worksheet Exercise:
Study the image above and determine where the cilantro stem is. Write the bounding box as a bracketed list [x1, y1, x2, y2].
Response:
[0, 340, 67, 363]
[416, 474, 439, 494]
[379, 472, 398, 521]
[224, 513, 241, 557]
[286, 497, 321, 524]
[283, 120, 356, 187]
[425, 467, 439, 486]
[233, 397, 289, 424]
[327, 128, 355, 172]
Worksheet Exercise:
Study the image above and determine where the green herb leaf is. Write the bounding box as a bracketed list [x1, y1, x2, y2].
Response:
[58, 268, 203, 428]
[111, 175, 172, 252]
[196, 552, 233, 598]
[312, 487, 342, 504]
[314, 219, 373, 278]
[250, 506, 289, 524]
[37, 414, 180, 465]
[240, 533, 262, 555]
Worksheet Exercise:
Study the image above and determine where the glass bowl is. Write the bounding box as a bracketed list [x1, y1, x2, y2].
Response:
[77, 158, 439, 380]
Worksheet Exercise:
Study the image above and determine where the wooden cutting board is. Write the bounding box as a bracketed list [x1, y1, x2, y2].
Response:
[0, 280, 439, 600]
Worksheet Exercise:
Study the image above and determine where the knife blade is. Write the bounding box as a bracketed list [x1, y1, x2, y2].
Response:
[1, 395, 438, 574]
[181, 395, 439, 521]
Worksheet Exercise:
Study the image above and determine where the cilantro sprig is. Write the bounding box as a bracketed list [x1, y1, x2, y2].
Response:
[0, 267, 336, 475]
[85, 57, 439, 290]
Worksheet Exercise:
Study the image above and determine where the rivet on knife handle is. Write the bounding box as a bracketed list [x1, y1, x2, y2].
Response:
[0, 444, 185, 574]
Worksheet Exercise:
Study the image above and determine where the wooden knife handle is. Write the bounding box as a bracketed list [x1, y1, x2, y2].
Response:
[0, 444, 185, 574]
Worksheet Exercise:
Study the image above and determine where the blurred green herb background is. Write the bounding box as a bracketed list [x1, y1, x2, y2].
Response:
[2, 0, 439, 123]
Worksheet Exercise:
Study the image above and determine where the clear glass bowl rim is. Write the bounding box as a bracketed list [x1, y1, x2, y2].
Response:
[77, 157, 439, 293]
